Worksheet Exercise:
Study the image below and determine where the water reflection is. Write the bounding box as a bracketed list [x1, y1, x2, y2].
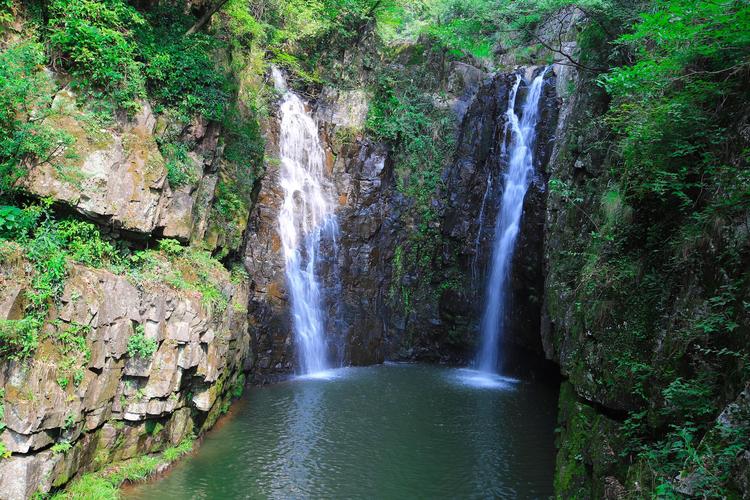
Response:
[126, 365, 558, 500]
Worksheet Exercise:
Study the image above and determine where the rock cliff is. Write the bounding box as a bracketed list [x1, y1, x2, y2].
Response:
[0, 262, 248, 498]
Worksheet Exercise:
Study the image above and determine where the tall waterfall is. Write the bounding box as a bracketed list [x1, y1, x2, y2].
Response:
[273, 67, 337, 375]
[477, 69, 548, 374]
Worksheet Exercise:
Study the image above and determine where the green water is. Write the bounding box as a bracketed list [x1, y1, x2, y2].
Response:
[126, 364, 558, 499]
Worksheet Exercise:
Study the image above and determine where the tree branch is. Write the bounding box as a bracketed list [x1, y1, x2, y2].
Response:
[186, 0, 230, 36]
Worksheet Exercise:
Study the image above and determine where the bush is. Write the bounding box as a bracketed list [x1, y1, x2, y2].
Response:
[127, 324, 158, 359]
[0, 316, 41, 360]
[0, 42, 72, 195]
[139, 14, 232, 120]
[46, 0, 234, 120]
[0, 205, 40, 239]
[48, 0, 147, 112]
[157, 238, 183, 257]
[51, 440, 72, 455]
[160, 142, 197, 189]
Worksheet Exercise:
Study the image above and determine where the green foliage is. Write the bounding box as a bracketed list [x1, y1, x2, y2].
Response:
[0, 205, 39, 238]
[0, 316, 42, 359]
[127, 324, 157, 359]
[160, 142, 197, 189]
[367, 63, 456, 313]
[602, 0, 750, 207]
[386, 0, 500, 58]
[51, 474, 119, 500]
[55, 433, 195, 497]
[544, 1, 750, 496]
[0, 42, 72, 195]
[232, 373, 245, 399]
[55, 219, 119, 268]
[157, 238, 183, 257]
[46, 0, 233, 118]
[48, 0, 147, 113]
[63, 414, 75, 430]
[51, 440, 72, 455]
[126, 244, 231, 315]
[138, 9, 232, 120]
[160, 435, 194, 462]
[0, 203, 123, 361]
[0, 0, 13, 26]
[209, 178, 249, 255]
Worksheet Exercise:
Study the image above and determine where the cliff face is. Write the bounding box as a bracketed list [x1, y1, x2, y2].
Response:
[0, 263, 249, 498]
[0, 74, 252, 496]
[19, 88, 234, 249]
[243, 62, 561, 378]
[539, 30, 750, 500]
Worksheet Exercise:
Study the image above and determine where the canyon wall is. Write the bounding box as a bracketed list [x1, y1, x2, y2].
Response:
[243, 63, 561, 380]
[0, 83, 251, 498]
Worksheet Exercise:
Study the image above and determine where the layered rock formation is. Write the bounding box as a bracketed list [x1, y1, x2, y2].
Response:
[0, 264, 248, 498]
[20, 88, 226, 248]
[1, 77, 251, 497]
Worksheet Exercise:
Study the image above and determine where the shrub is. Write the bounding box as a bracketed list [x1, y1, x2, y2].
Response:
[159, 142, 197, 189]
[0, 316, 42, 360]
[51, 440, 72, 455]
[0, 205, 40, 239]
[0, 42, 72, 195]
[48, 0, 147, 112]
[157, 238, 183, 257]
[127, 324, 158, 359]
[139, 17, 232, 120]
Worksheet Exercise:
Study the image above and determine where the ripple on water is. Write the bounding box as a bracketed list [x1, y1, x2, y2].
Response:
[124, 364, 557, 500]
[294, 367, 352, 381]
[450, 368, 520, 390]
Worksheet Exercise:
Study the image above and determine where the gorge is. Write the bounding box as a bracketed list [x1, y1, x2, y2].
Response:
[0, 1, 749, 499]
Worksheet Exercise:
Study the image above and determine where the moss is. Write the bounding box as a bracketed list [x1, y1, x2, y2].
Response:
[52, 435, 195, 498]
[554, 383, 593, 498]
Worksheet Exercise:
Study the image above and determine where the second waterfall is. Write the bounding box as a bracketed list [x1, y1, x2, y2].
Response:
[477, 69, 548, 374]
[274, 68, 338, 375]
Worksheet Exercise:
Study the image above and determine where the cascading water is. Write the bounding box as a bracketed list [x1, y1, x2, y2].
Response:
[477, 69, 548, 374]
[273, 67, 338, 375]
[471, 173, 492, 289]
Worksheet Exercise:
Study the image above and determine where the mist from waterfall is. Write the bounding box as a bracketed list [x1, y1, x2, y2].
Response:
[477, 69, 548, 374]
[273, 67, 338, 375]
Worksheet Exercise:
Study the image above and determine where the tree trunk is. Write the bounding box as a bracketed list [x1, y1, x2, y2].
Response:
[186, 0, 230, 35]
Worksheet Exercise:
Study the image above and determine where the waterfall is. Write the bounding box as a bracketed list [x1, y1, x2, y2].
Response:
[273, 67, 338, 375]
[477, 69, 548, 374]
[471, 173, 492, 289]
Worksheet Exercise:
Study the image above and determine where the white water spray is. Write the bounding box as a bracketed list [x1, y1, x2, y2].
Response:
[477, 69, 548, 373]
[274, 67, 338, 375]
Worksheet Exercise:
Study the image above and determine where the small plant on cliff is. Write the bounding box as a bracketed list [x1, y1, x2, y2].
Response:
[161, 435, 194, 462]
[159, 142, 197, 189]
[127, 324, 158, 359]
[157, 238, 183, 257]
[51, 440, 72, 455]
